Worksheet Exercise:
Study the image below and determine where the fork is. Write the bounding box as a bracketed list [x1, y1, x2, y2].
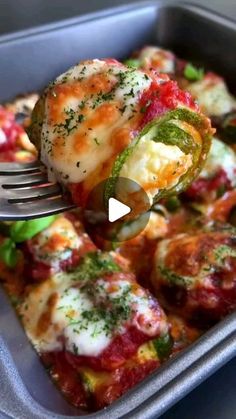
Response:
[0, 161, 75, 220]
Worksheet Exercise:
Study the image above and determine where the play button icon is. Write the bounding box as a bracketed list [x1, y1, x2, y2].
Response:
[108, 198, 131, 222]
[83, 177, 151, 242]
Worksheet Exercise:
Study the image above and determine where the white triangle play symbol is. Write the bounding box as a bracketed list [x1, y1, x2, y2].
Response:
[108, 197, 131, 223]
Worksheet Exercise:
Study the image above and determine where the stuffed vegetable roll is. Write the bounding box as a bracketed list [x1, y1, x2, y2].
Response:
[151, 223, 236, 326]
[125, 46, 176, 74]
[185, 137, 236, 202]
[20, 251, 171, 409]
[30, 58, 213, 209]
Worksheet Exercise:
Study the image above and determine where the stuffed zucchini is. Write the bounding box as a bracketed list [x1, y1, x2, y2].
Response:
[151, 223, 236, 326]
[29, 58, 213, 209]
[125, 46, 176, 74]
[185, 136, 236, 202]
[19, 250, 171, 409]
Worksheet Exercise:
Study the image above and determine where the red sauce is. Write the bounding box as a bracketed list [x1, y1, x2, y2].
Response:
[189, 280, 236, 326]
[185, 169, 232, 202]
[66, 326, 150, 372]
[0, 107, 24, 153]
[41, 351, 88, 409]
[94, 359, 158, 409]
[118, 236, 157, 287]
[22, 214, 97, 282]
[103, 58, 123, 66]
[139, 79, 198, 128]
[207, 190, 236, 222]
[156, 234, 236, 327]
[41, 350, 158, 411]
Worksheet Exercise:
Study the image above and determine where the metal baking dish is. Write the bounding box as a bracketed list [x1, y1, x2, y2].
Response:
[0, 2, 236, 418]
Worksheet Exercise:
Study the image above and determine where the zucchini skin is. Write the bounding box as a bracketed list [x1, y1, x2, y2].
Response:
[78, 335, 172, 409]
[106, 107, 213, 204]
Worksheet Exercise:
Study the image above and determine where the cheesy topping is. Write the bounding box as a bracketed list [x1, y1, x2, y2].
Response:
[188, 74, 236, 117]
[41, 59, 151, 186]
[31, 216, 82, 269]
[200, 137, 236, 186]
[20, 263, 167, 356]
[117, 210, 168, 242]
[153, 233, 236, 290]
[119, 136, 192, 203]
[143, 211, 169, 240]
[137, 46, 175, 73]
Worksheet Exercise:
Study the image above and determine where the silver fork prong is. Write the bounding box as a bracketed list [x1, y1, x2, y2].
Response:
[1, 172, 48, 188]
[5, 184, 62, 203]
[0, 161, 41, 174]
[0, 161, 75, 220]
[0, 197, 75, 220]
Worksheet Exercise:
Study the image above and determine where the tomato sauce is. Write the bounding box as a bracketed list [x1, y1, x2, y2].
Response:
[23, 235, 96, 282]
[41, 351, 88, 409]
[41, 350, 158, 411]
[139, 79, 198, 128]
[65, 326, 150, 372]
[185, 169, 232, 202]
[0, 107, 25, 157]
[94, 359, 158, 409]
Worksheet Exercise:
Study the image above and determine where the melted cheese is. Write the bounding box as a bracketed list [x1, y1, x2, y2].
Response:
[41, 59, 151, 186]
[20, 268, 167, 356]
[138, 46, 175, 73]
[117, 211, 168, 242]
[153, 233, 236, 291]
[143, 211, 168, 240]
[188, 75, 236, 117]
[200, 137, 236, 186]
[119, 136, 192, 203]
[31, 216, 82, 269]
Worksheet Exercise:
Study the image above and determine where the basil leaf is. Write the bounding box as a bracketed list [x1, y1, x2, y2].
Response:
[0, 238, 18, 268]
[70, 252, 120, 282]
[165, 196, 181, 212]
[184, 63, 204, 81]
[123, 59, 140, 68]
[153, 333, 173, 361]
[10, 215, 57, 243]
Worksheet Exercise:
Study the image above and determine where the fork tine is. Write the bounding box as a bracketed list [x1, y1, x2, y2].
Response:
[1, 172, 48, 188]
[5, 184, 61, 203]
[0, 162, 75, 220]
[0, 161, 41, 174]
[0, 197, 75, 221]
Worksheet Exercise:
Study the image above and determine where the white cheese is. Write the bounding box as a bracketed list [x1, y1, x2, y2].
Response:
[55, 287, 112, 356]
[20, 267, 166, 356]
[41, 59, 151, 185]
[31, 216, 82, 269]
[138, 46, 175, 73]
[116, 211, 168, 242]
[20, 274, 112, 355]
[200, 137, 236, 186]
[119, 136, 192, 204]
[188, 76, 236, 117]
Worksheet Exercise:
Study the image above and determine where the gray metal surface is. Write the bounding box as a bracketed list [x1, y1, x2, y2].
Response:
[0, 2, 236, 418]
[0, 0, 236, 36]
[0, 161, 74, 220]
[161, 356, 236, 419]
